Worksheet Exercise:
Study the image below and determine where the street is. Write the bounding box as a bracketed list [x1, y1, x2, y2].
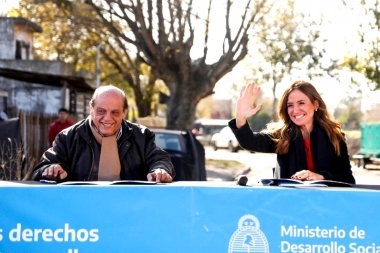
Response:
[205, 147, 380, 185]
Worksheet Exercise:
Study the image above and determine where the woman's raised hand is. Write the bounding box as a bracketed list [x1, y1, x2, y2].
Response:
[236, 83, 262, 128]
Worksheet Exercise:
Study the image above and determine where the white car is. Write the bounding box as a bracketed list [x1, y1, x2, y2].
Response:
[210, 126, 241, 152]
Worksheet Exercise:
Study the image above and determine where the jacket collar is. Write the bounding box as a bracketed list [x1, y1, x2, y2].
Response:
[76, 117, 134, 143]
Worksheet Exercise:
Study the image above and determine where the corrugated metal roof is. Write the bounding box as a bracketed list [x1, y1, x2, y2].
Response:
[0, 67, 95, 93]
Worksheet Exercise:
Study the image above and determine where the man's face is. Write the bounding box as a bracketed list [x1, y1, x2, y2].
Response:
[58, 111, 68, 123]
[90, 92, 127, 137]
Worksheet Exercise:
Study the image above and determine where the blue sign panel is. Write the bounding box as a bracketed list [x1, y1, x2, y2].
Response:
[0, 183, 379, 253]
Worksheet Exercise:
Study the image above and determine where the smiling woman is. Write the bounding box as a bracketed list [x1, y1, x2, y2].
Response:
[228, 81, 356, 184]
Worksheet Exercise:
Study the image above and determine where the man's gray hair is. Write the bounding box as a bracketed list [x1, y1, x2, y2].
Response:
[89, 85, 128, 110]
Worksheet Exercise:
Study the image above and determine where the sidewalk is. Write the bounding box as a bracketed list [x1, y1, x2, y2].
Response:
[351, 163, 380, 184]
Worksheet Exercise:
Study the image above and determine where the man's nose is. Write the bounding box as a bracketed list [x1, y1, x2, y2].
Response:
[103, 111, 112, 119]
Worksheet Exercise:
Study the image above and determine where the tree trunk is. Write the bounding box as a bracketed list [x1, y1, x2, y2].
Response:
[135, 99, 152, 118]
[166, 94, 198, 130]
[165, 81, 204, 130]
[131, 74, 156, 118]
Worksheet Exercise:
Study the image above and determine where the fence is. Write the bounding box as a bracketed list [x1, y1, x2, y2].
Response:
[19, 111, 78, 178]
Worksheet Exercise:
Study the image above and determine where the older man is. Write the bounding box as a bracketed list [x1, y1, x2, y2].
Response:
[33, 85, 175, 183]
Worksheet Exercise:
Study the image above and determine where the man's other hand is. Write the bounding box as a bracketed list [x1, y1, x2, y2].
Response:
[147, 168, 173, 183]
[42, 164, 68, 180]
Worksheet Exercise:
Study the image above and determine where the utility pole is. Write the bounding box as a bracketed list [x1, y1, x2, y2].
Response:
[96, 44, 101, 88]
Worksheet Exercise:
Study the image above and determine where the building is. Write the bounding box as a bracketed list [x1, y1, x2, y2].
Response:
[0, 17, 95, 119]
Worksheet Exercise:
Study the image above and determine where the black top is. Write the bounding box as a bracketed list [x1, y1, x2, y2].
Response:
[229, 119, 355, 184]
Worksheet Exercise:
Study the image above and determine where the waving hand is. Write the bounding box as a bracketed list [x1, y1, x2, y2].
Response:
[236, 83, 262, 128]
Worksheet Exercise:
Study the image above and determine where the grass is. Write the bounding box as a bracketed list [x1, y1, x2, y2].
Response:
[206, 159, 246, 169]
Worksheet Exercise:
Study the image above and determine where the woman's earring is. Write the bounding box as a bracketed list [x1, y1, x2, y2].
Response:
[315, 108, 318, 111]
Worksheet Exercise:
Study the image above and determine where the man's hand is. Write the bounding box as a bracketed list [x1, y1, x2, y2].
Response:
[147, 168, 173, 183]
[42, 164, 68, 181]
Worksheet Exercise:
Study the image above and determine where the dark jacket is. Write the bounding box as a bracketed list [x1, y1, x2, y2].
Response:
[229, 119, 355, 184]
[33, 118, 175, 181]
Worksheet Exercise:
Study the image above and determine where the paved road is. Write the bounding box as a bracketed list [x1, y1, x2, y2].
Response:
[205, 147, 380, 185]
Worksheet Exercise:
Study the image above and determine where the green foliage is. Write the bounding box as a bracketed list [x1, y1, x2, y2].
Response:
[249, 0, 337, 120]
[341, 0, 380, 90]
[247, 110, 272, 132]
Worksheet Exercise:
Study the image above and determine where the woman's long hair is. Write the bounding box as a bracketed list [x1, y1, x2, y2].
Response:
[266, 81, 345, 155]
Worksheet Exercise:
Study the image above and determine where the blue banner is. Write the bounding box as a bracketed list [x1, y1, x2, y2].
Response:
[0, 183, 379, 253]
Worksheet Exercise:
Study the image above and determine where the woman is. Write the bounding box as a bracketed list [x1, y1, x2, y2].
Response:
[229, 81, 355, 184]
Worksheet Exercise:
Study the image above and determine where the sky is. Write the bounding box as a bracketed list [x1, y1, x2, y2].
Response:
[1, 0, 18, 15]
[1, 0, 379, 112]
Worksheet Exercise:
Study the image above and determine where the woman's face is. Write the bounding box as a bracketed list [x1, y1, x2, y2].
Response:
[287, 89, 317, 130]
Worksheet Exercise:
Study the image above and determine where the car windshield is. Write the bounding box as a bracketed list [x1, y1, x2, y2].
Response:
[155, 132, 184, 152]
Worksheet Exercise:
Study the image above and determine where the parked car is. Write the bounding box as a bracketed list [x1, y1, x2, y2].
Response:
[152, 128, 206, 181]
[210, 126, 241, 152]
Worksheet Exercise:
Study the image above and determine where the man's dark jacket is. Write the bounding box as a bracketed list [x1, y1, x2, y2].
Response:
[33, 118, 175, 181]
[229, 119, 355, 184]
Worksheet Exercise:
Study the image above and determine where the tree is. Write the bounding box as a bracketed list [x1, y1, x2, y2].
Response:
[83, 0, 272, 129]
[334, 98, 362, 130]
[13, 1, 104, 75]
[247, 0, 337, 120]
[341, 0, 380, 91]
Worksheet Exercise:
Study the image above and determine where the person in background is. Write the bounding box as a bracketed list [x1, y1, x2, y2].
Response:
[229, 81, 355, 184]
[33, 85, 175, 183]
[48, 108, 74, 147]
[0, 103, 8, 120]
[0, 111, 8, 120]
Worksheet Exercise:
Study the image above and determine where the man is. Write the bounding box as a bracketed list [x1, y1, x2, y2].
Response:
[48, 108, 74, 147]
[33, 85, 175, 183]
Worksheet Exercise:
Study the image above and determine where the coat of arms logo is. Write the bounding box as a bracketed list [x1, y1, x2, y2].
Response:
[228, 214, 269, 253]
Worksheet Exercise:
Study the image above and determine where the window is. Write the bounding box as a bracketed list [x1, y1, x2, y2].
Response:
[155, 133, 182, 151]
[15, 40, 30, 60]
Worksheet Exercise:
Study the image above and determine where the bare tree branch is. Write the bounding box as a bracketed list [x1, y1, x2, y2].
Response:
[84, 0, 271, 129]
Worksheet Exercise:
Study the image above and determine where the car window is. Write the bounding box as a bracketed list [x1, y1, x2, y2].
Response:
[155, 133, 183, 152]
